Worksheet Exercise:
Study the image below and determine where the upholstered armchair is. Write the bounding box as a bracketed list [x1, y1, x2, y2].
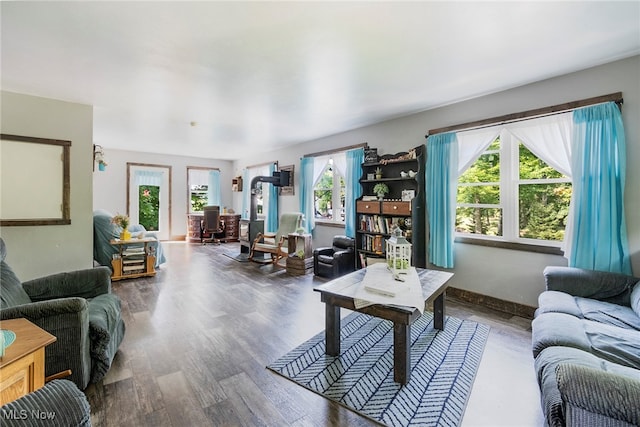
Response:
[313, 235, 356, 279]
[0, 379, 91, 427]
[0, 238, 125, 390]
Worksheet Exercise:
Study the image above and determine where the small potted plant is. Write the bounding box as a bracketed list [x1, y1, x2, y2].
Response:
[375, 167, 383, 179]
[373, 183, 389, 200]
[111, 213, 131, 240]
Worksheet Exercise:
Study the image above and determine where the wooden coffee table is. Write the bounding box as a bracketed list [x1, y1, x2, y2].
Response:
[314, 267, 453, 384]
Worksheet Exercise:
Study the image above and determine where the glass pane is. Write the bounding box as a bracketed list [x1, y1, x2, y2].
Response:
[457, 185, 500, 205]
[139, 185, 159, 231]
[456, 207, 502, 236]
[316, 166, 333, 189]
[459, 152, 500, 184]
[519, 143, 567, 179]
[314, 189, 332, 219]
[519, 183, 572, 241]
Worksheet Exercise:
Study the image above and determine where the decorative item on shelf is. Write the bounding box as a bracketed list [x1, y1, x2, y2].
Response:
[408, 170, 417, 178]
[386, 226, 412, 276]
[379, 148, 417, 165]
[400, 171, 408, 178]
[93, 144, 107, 171]
[401, 189, 415, 201]
[367, 173, 375, 180]
[111, 213, 131, 240]
[373, 183, 389, 200]
[375, 167, 383, 179]
[364, 147, 378, 163]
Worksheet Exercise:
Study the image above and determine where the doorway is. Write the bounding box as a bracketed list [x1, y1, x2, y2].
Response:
[127, 163, 171, 241]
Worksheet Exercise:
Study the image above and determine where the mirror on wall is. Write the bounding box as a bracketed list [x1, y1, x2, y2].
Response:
[0, 134, 71, 226]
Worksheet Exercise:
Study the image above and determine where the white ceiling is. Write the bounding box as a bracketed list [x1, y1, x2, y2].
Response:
[2, 1, 639, 160]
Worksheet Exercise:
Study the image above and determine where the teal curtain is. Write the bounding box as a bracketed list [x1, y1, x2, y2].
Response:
[241, 168, 250, 219]
[569, 102, 631, 275]
[426, 132, 459, 268]
[299, 157, 315, 233]
[345, 148, 364, 237]
[207, 170, 221, 207]
[266, 163, 279, 232]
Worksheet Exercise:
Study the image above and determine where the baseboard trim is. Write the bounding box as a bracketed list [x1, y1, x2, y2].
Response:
[446, 287, 536, 319]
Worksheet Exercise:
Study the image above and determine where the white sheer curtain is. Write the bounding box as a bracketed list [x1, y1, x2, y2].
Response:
[313, 156, 330, 185]
[456, 125, 502, 174]
[507, 112, 573, 176]
[505, 112, 574, 258]
[332, 151, 347, 178]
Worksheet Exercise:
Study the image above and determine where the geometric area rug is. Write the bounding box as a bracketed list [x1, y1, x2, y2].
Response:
[267, 312, 490, 427]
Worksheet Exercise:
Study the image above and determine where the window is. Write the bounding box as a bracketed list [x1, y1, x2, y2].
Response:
[314, 159, 346, 223]
[456, 131, 571, 245]
[187, 167, 219, 213]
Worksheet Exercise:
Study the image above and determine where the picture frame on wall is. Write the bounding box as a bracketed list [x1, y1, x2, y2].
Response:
[279, 164, 295, 196]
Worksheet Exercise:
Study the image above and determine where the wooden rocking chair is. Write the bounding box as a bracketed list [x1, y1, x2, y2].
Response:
[249, 212, 303, 266]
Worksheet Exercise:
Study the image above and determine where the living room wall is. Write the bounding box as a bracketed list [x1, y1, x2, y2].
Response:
[232, 55, 640, 308]
[1, 91, 94, 280]
[93, 148, 234, 238]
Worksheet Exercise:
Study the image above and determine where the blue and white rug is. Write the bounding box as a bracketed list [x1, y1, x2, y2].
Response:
[268, 312, 490, 426]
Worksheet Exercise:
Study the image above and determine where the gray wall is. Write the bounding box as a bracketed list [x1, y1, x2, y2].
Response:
[93, 149, 234, 238]
[232, 55, 640, 307]
[1, 91, 94, 280]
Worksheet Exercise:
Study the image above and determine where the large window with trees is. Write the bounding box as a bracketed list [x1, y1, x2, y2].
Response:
[314, 158, 346, 223]
[456, 131, 571, 245]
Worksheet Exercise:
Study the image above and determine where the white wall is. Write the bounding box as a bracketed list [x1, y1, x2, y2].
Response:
[1, 91, 94, 280]
[93, 149, 234, 238]
[232, 55, 640, 307]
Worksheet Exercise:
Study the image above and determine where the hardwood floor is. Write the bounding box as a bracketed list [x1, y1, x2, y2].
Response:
[86, 242, 544, 426]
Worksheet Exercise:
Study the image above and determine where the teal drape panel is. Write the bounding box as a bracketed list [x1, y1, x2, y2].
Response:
[207, 170, 221, 207]
[426, 132, 459, 268]
[569, 102, 631, 275]
[241, 169, 250, 219]
[345, 148, 364, 237]
[299, 157, 315, 233]
[266, 163, 279, 232]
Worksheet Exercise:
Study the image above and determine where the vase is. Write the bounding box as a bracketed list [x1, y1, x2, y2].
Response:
[98, 162, 106, 171]
[120, 230, 131, 240]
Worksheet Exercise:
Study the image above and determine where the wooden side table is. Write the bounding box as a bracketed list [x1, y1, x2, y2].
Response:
[109, 237, 157, 281]
[0, 318, 57, 405]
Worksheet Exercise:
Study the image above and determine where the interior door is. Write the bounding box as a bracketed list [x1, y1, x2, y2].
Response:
[127, 163, 171, 241]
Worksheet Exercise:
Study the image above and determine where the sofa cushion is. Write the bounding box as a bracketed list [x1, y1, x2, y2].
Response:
[537, 290, 640, 331]
[532, 312, 640, 369]
[0, 260, 32, 309]
[535, 346, 640, 427]
[631, 281, 640, 317]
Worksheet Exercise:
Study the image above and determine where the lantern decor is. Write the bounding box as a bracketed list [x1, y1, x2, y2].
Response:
[386, 226, 412, 276]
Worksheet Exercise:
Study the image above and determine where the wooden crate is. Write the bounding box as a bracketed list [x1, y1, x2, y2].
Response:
[286, 256, 313, 276]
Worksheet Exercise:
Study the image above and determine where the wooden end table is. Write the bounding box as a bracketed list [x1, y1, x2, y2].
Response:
[0, 318, 57, 405]
[314, 267, 453, 384]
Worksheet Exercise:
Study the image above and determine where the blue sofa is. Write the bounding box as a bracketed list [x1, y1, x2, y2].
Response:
[532, 266, 640, 426]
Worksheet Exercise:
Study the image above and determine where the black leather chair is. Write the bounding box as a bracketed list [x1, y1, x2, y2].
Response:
[313, 235, 356, 279]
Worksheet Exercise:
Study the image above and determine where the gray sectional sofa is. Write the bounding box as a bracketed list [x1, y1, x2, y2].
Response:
[532, 266, 640, 426]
